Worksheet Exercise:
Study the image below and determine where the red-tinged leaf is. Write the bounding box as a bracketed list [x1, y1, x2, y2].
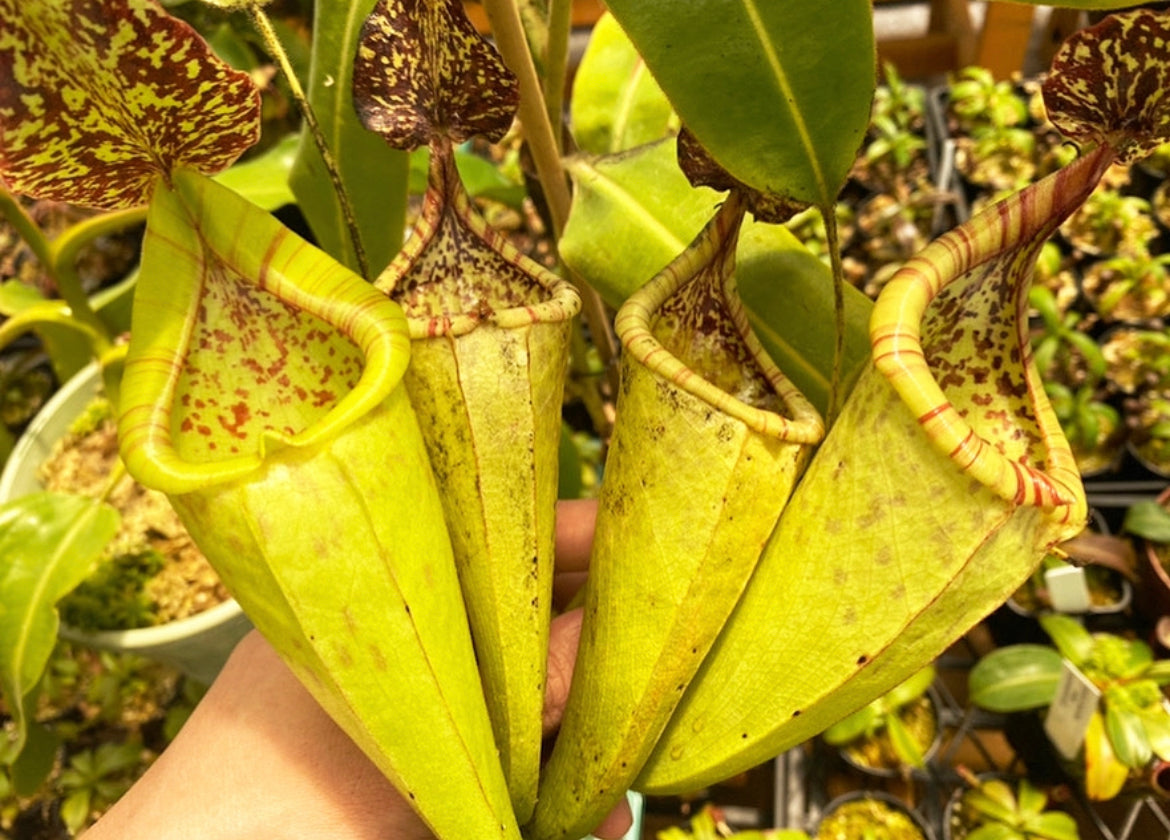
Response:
[0, 0, 260, 209]
[1043, 9, 1170, 165]
[354, 0, 519, 149]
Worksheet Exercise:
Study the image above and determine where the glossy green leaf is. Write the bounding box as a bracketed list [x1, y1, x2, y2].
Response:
[408, 146, 527, 208]
[216, 133, 299, 211]
[570, 12, 676, 154]
[1139, 707, 1170, 761]
[290, 0, 410, 275]
[601, 0, 874, 207]
[969, 646, 1064, 713]
[1105, 703, 1151, 769]
[821, 704, 879, 746]
[1122, 499, 1170, 542]
[560, 140, 721, 307]
[884, 710, 927, 769]
[0, 492, 119, 757]
[559, 139, 871, 415]
[0, 0, 260, 209]
[737, 223, 872, 416]
[1039, 613, 1095, 666]
[1024, 811, 1080, 840]
[9, 722, 59, 796]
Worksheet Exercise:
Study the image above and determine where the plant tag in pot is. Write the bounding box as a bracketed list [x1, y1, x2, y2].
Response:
[1045, 659, 1101, 760]
[1045, 565, 1092, 613]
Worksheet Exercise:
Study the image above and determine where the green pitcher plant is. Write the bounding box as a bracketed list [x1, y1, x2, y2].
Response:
[636, 9, 1170, 793]
[0, 1, 520, 838]
[530, 186, 822, 840]
[353, 0, 580, 821]
[3, 1, 1170, 839]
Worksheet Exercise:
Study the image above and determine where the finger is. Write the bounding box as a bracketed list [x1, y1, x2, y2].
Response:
[554, 498, 597, 573]
[542, 608, 583, 735]
[590, 796, 634, 840]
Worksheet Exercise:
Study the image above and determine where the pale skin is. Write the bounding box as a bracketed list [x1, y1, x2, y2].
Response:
[84, 499, 632, 840]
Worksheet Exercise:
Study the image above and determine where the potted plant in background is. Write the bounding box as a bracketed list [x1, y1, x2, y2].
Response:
[944, 768, 1079, 840]
[969, 613, 1170, 802]
[821, 665, 940, 778]
[814, 791, 935, 840]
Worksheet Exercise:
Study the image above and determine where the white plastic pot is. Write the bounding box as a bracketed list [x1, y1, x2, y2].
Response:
[1, 364, 251, 685]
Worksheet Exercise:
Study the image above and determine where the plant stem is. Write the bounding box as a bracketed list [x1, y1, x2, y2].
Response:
[823, 202, 846, 426]
[0, 186, 52, 270]
[481, 0, 620, 393]
[50, 206, 146, 340]
[248, 6, 370, 279]
[543, 0, 572, 149]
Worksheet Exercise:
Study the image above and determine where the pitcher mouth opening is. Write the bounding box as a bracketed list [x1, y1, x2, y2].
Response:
[871, 147, 1114, 526]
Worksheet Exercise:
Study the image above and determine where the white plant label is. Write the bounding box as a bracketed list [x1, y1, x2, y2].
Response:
[1045, 565, 1091, 614]
[1044, 659, 1101, 760]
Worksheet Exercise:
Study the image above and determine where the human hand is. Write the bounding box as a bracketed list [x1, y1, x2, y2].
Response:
[84, 498, 631, 840]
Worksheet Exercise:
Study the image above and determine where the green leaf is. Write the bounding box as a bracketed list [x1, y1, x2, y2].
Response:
[1139, 706, 1170, 761]
[601, 0, 875, 207]
[1122, 499, 1170, 542]
[1014, 777, 1048, 816]
[290, 0, 410, 275]
[0, 492, 119, 758]
[821, 704, 879, 746]
[736, 222, 871, 417]
[1024, 811, 1080, 840]
[1039, 613, 1095, 666]
[884, 710, 927, 769]
[215, 133, 299, 211]
[408, 146, 527, 209]
[882, 664, 935, 710]
[570, 12, 676, 154]
[1104, 703, 1151, 769]
[0, 0, 260, 209]
[9, 722, 59, 796]
[967, 825, 1022, 840]
[560, 140, 721, 307]
[968, 645, 1063, 712]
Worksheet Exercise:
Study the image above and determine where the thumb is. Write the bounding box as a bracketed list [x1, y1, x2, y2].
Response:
[542, 608, 583, 735]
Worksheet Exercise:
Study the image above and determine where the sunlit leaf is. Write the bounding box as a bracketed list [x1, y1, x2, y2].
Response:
[602, 0, 874, 207]
[0, 492, 119, 757]
[290, 0, 410, 275]
[969, 645, 1063, 713]
[570, 12, 676, 154]
[0, 0, 260, 208]
[354, 0, 519, 148]
[1043, 9, 1170, 165]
